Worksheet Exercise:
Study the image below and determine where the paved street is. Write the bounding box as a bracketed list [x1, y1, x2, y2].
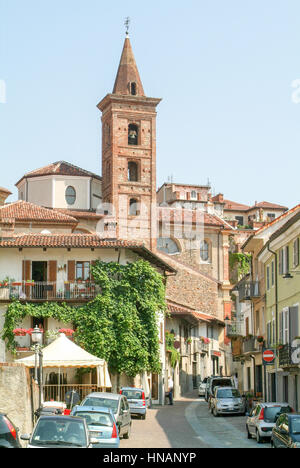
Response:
[120, 392, 271, 449]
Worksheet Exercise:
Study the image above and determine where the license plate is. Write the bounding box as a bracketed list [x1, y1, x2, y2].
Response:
[92, 432, 103, 437]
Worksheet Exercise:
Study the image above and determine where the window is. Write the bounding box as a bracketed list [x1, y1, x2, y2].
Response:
[157, 238, 180, 255]
[130, 82, 137, 96]
[191, 190, 197, 200]
[200, 240, 210, 262]
[235, 216, 244, 226]
[266, 266, 270, 290]
[271, 261, 275, 287]
[267, 213, 276, 220]
[293, 238, 299, 268]
[128, 161, 138, 182]
[129, 198, 139, 216]
[128, 124, 139, 145]
[65, 186, 76, 205]
[76, 262, 90, 281]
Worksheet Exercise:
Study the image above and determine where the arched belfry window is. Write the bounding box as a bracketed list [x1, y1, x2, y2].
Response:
[128, 124, 139, 146]
[129, 198, 139, 216]
[130, 82, 137, 96]
[128, 161, 138, 182]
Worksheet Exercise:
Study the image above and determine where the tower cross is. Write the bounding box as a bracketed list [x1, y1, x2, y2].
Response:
[124, 17, 130, 35]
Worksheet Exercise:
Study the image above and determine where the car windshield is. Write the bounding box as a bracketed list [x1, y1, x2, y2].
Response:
[82, 397, 119, 412]
[31, 418, 87, 447]
[212, 379, 232, 390]
[74, 411, 113, 428]
[291, 417, 300, 434]
[217, 389, 240, 399]
[121, 390, 143, 400]
[264, 406, 293, 423]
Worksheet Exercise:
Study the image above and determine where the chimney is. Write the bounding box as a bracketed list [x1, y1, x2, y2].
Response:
[0, 187, 12, 206]
[0, 218, 15, 240]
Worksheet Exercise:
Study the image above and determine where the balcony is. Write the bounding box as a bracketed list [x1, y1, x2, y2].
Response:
[0, 281, 100, 302]
[193, 340, 209, 354]
[242, 336, 260, 354]
[279, 344, 300, 368]
[226, 321, 244, 338]
[238, 281, 261, 302]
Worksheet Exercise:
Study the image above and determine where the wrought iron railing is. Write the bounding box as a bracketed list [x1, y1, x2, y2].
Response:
[2, 281, 100, 301]
[238, 281, 261, 302]
[279, 344, 300, 367]
[43, 384, 100, 403]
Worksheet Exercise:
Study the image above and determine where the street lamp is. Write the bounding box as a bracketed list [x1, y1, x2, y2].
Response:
[31, 326, 43, 409]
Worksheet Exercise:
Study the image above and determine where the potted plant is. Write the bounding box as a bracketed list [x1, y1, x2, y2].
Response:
[257, 336, 264, 345]
[186, 337, 192, 345]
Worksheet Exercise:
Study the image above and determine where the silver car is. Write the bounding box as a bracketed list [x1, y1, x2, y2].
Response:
[198, 378, 208, 397]
[210, 386, 245, 417]
[120, 387, 149, 419]
[80, 392, 132, 439]
[246, 402, 294, 444]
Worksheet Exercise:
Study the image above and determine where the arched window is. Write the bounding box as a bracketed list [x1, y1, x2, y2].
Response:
[65, 186, 76, 205]
[130, 82, 137, 96]
[200, 240, 210, 262]
[129, 198, 139, 216]
[128, 124, 139, 146]
[157, 238, 180, 255]
[128, 161, 138, 182]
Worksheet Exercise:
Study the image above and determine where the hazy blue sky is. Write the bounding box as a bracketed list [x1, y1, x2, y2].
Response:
[1, 0, 300, 208]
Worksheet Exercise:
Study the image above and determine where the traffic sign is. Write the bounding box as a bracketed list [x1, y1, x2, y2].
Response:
[262, 348, 276, 365]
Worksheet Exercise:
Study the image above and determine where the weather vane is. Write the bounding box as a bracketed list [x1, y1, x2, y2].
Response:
[124, 17, 130, 36]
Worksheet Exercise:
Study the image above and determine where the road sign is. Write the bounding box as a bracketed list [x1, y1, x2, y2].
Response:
[262, 348, 276, 365]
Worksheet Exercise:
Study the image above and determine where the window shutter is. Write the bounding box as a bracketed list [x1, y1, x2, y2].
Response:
[279, 249, 283, 275]
[68, 261, 76, 281]
[286, 246, 290, 274]
[289, 306, 299, 345]
[22, 260, 31, 297]
[48, 261, 57, 298]
[279, 311, 284, 344]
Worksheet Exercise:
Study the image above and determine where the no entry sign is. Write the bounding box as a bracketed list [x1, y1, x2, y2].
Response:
[262, 348, 276, 365]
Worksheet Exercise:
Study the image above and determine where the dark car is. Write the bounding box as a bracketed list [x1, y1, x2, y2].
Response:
[0, 413, 22, 448]
[271, 413, 300, 448]
[21, 415, 96, 448]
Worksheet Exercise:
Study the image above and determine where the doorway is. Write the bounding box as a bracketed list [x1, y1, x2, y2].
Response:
[32, 261, 47, 299]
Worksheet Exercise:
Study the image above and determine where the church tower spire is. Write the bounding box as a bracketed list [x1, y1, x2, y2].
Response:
[97, 33, 161, 250]
[113, 35, 145, 96]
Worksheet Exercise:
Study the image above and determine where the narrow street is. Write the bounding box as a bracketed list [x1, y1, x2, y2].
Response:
[120, 392, 270, 449]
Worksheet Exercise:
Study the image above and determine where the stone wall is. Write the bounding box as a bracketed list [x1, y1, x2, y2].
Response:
[0, 363, 39, 445]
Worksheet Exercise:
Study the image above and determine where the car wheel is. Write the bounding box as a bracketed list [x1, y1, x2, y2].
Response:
[256, 430, 263, 444]
[123, 424, 131, 440]
[246, 425, 252, 439]
[141, 414, 146, 420]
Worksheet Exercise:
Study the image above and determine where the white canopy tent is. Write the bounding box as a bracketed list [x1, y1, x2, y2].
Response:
[17, 333, 111, 388]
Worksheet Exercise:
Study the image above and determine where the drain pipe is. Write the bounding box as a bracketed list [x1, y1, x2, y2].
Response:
[250, 354, 256, 397]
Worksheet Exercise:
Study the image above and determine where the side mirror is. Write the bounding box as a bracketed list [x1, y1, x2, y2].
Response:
[20, 434, 31, 441]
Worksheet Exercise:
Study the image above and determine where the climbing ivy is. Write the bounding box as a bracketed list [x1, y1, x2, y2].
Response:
[2, 260, 166, 378]
[165, 331, 180, 368]
[229, 252, 252, 283]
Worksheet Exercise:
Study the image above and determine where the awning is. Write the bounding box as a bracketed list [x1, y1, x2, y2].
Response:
[17, 333, 111, 388]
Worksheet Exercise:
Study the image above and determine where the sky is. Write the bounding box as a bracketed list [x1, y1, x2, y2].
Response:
[1, 0, 300, 208]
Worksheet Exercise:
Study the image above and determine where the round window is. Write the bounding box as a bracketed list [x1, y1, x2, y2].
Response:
[65, 186, 76, 205]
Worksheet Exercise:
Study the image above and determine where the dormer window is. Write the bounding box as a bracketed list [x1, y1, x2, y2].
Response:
[128, 124, 139, 146]
[130, 82, 137, 96]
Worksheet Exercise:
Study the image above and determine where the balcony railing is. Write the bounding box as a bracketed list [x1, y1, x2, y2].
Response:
[238, 281, 261, 302]
[0, 281, 100, 302]
[43, 384, 100, 403]
[242, 336, 260, 353]
[226, 321, 245, 338]
[279, 344, 300, 367]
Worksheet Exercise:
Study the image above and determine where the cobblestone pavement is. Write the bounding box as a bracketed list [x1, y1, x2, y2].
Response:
[120, 391, 271, 449]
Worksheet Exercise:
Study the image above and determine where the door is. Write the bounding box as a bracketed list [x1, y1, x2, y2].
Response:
[32, 261, 47, 299]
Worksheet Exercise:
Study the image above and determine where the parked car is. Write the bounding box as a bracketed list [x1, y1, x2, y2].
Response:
[71, 406, 120, 448]
[271, 413, 300, 448]
[210, 386, 245, 417]
[198, 378, 208, 397]
[0, 413, 22, 448]
[120, 387, 149, 419]
[206, 376, 235, 406]
[79, 392, 132, 439]
[246, 402, 294, 444]
[21, 415, 97, 448]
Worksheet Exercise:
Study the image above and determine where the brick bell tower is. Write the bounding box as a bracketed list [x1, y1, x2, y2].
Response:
[97, 33, 161, 250]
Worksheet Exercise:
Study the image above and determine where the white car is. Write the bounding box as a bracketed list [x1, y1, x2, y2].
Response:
[198, 378, 208, 397]
[246, 402, 294, 443]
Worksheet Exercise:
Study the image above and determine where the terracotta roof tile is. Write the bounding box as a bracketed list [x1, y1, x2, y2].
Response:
[0, 233, 144, 248]
[0, 201, 78, 224]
